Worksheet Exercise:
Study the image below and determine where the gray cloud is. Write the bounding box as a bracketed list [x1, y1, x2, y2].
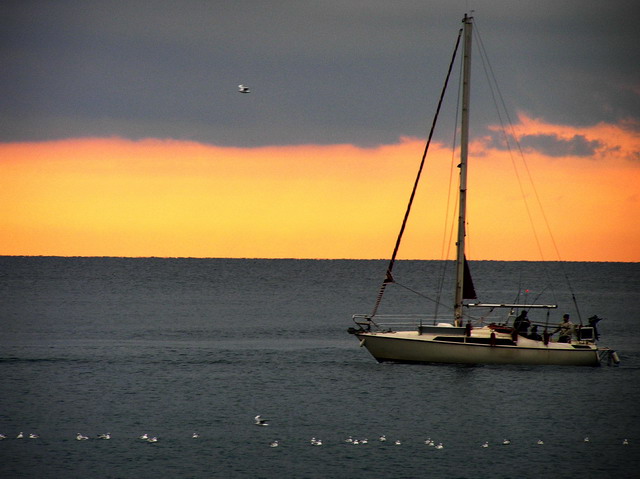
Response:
[518, 133, 603, 157]
[1, 0, 638, 147]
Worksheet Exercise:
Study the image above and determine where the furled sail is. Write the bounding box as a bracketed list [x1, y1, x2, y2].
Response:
[463, 256, 477, 300]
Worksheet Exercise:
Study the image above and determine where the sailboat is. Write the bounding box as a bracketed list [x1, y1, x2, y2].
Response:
[348, 14, 618, 367]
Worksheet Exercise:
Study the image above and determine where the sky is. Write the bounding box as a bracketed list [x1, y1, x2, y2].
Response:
[1, 0, 639, 261]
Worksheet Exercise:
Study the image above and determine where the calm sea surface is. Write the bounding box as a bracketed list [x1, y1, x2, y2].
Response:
[1, 257, 639, 478]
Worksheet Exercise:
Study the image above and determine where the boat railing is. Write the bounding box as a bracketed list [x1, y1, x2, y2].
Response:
[352, 314, 448, 331]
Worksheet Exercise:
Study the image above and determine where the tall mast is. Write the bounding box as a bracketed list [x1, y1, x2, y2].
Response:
[454, 14, 473, 326]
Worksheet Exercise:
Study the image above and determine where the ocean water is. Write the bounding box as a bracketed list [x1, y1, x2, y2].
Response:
[0, 257, 638, 478]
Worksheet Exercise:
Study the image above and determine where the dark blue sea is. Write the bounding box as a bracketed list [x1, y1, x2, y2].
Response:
[1, 257, 639, 478]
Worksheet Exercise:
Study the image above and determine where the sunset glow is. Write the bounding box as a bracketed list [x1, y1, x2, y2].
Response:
[1, 116, 638, 261]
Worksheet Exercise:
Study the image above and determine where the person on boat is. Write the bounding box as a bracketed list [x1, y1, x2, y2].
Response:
[528, 325, 542, 341]
[513, 311, 531, 336]
[552, 314, 575, 343]
[588, 315, 603, 340]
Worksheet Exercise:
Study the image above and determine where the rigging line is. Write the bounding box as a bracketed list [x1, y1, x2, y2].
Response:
[438, 193, 460, 317]
[511, 285, 548, 311]
[473, 24, 547, 263]
[436, 53, 464, 319]
[370, 27, 463, 317]
[437, 186, 460, 318]
[440, 59, 463, 262]
[532, 287, 549, 305]
[513, 272, 523, 306]
[393, 280, 452, 311]
[473, 24, 564, 306]
[474, 23, 581, 320]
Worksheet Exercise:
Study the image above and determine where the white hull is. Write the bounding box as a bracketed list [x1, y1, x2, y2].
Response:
[355, 328, 601, 366]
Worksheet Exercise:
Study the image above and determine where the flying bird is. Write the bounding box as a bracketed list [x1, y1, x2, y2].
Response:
[254, 415, 269, 426]
[238, 84, 251, 93]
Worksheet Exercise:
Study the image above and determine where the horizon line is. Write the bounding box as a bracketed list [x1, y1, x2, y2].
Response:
[1, 255, 637, 264]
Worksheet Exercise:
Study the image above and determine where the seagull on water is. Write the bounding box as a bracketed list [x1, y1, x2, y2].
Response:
[0, 434, 6, 440]
[345, 436, 353, 443]
[378, 435, 386, 442]
[435, 442, 444, 449]
[481, 441, 489, 448]
[254, 415, 269, 426]
[97, 433, 111, 440]
[310, 437, 322, 446]
[238, 84, 251, 93]
[29, 433, 40, 439]
[502, 439, 511, 445]
[537, 439, 544, 445]
[583, 437, 590, 443]
[17, 432, 24, 439]
[623, 439, 629, 445]
[394, 439, 402, 445]
[76, 433, 89, 441]
[147, 436, 158, 443]
[139, 433, 149, 440]
[192, 432, 200, 439]
[269, 440, 279, 448]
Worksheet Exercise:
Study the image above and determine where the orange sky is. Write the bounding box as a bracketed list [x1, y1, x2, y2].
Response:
[1, 115, 638, 261]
